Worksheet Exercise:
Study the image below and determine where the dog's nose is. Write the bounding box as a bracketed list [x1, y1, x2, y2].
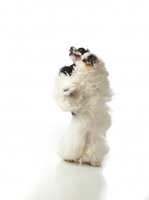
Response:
[69, 46, 74, 52]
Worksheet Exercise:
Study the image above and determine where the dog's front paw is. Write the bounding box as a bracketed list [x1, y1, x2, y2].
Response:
[62, 85, 76, 96]
[82, 54, 98, 66]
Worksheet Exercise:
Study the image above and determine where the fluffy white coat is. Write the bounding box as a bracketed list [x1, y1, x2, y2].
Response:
[53, 52, 112, 167]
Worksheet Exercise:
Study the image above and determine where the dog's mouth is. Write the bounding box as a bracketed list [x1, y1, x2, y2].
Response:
[69, 52, 81, 56]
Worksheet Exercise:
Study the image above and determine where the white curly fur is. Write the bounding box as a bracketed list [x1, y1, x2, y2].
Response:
[53, 52, 112, 167]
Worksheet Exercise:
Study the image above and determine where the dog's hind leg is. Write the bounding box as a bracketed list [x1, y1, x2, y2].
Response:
[82, 133, 109, 167]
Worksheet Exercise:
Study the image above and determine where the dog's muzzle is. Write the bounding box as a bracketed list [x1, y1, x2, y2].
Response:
[69, 46, 82, 57]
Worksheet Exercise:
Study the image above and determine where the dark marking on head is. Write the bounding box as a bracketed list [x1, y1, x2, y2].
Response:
[77, 48, 90, 55]
[82, 54, 97, 66]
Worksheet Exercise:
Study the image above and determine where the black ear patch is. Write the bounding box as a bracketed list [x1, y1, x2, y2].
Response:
[77, 48, 90, 55]
[82, 54, 97, 66]
[59, 64, 76, 75]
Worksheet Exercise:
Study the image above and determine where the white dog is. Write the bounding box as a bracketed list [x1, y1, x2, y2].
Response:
[53, 51, 112, 167]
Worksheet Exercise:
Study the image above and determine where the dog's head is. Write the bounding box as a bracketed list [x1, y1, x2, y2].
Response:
[69, 46, 90, 63]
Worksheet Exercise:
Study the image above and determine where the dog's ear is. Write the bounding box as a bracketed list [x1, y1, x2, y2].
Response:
[77, 48, 90, 55]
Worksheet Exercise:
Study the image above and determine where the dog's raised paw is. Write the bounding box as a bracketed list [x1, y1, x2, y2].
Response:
[82, 54, 97, 66]
[63, 87, 69, 92]
[62, 85, 76, 96]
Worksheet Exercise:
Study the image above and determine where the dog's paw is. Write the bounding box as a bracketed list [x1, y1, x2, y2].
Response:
[82, 54, 97, 66]
[62, 85, 76, 96]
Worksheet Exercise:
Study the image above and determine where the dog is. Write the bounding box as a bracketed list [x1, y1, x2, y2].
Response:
[53, 48, 112, 167]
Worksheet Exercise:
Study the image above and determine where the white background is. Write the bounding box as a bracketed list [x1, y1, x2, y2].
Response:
[0, 0, 149, 200]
